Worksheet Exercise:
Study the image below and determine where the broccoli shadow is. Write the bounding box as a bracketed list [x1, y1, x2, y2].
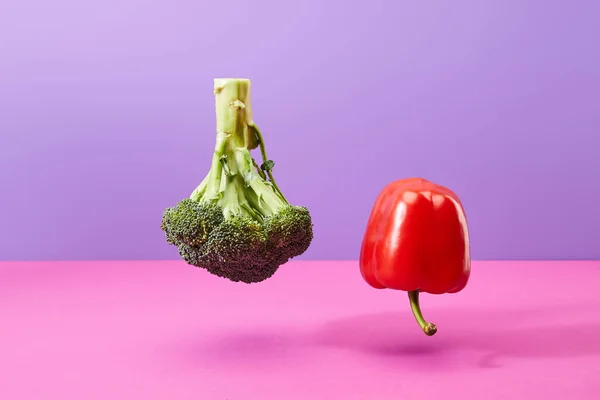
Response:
[174, 328, 310, 370]
[309, 303, 600, 369]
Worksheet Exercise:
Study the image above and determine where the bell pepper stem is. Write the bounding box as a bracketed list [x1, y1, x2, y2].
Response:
[408, 290, 438, 336]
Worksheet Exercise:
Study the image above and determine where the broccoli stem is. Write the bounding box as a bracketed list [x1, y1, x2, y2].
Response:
[213, 78, 254, 149]
[190, 173, 209, 200]
[193, 78, 288, 221]
[248, 123, 288, 203]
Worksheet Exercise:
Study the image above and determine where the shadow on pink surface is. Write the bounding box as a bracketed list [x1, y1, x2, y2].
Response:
[311, 307, 600, 369]
[171, 303, 600, 371]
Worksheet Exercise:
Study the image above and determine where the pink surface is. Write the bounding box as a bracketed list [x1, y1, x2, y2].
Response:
[1, 260, 599, 399]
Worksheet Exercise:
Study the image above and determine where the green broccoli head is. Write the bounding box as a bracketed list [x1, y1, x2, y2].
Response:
[160, 78, 313, 283]
[161, 200, 313, 283]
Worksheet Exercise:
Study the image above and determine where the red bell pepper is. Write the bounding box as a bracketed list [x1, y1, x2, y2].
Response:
[360, 178, 471, 336]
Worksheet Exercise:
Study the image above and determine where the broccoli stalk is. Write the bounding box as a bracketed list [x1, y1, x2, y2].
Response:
[191, 79, 287, 219]
[161, 78, 313, 283]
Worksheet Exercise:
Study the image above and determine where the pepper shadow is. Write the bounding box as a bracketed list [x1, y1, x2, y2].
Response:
[309, 303, 600, 368]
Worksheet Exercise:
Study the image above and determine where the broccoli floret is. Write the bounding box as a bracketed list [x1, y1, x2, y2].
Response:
[161, 78, 314, 283]
[161, 199, 223, 247]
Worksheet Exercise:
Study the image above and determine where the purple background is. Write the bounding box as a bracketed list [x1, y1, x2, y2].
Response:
[1, 0, 598, 261]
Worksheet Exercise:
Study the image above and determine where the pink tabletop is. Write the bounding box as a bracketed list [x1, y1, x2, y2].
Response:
[1, 260, 598, 399]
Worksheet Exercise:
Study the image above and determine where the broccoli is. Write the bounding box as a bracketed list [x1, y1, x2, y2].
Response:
[161, 78, 313, 283]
